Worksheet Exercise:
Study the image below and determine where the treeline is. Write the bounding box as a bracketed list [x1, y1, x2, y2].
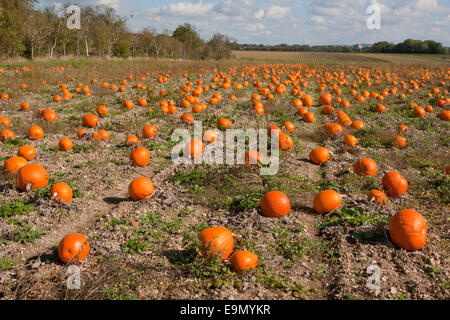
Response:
[0, 0, 232, 59]
[368, 39, 447, 54]
[231, 40, 449, 54]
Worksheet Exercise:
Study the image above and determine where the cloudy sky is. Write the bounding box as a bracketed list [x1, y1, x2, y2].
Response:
[40, 0, 450, 45]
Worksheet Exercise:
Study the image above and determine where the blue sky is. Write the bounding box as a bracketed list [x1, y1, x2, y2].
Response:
[40, 0, 450, 45]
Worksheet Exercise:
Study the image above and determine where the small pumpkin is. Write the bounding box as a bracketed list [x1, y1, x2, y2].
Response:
[128, 177, 155, 201]
[313, 189, 341, 214]
[279, 133, 293, 150]
[302, 112, 315, 123]
[389, 209, 427, 251]
[82, 114, 99, 128]
[309, 147, 330, 164]
[59, 137, 73, 151]
[217, 118, 232, 130]
[142, 125, 157, 138]
[343, 135, 357, 147]
[126, 135, 140, 146]
[58, 233, 90, 263]
[184, 139, 204, 158]
[18, 145, 37, 160]
[1, 129, 15, 141]
[393, 136, 407, 148]
[27, 125, 44, 140]
[245, 150, 264, 166]
[4, 156, 28, 175]
[367, 190, 387, 204]
[198, 226, 233, 260]
[382, 171, 408, 196]
[203, 130, 218, 144]
[230, 250, 258, 272]
[324, 123, 343, 136]
[283, 121, 295, 132]
[353, 158, 378, 176]
[51, 182, 73, 203]
[0, 116, 11, 127]
[260, 191, 291, 218]
[130, 147, 151, 167]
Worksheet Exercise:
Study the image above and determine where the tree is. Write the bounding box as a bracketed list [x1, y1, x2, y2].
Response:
[206, 33, 231, 59]
[172, 23, 203, 59]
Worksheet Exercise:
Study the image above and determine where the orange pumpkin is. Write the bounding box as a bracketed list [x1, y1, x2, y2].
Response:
[230, 250, 258, 272]
[128, 177, 155, 201]
[18, 145, 37, 160]
[325, 123, 343, 136]
[4, 156, 28, 175]
[97, 105, 109, 116]
[245, 150, 264, 166]
[217, 118, 232, 130]
[51, 182, 73, 203]
[367, 190, 387, 204]
[389, 209, 427, 251]
[59, 137, 73, 151]
[184, 139, 204, 158]
[393, 136, 407, 148]
[198, 226, 233, 260]
[309, 147, 330, 164]
[130, 147, 151, 167]
[260, 191, 291, 217]
[353, 158, 378, 176]
[27, 125, 44, 140]
[126, 135, 140, 146]
[203, 130, 218, 144]
[439, 110, 450, 121]
[313, 189, 341, 214]
[382, 171, 408, 196]
[318, 93, 332, 106]
[1, 129, 15, 141]
[302, 112, 315, 123]
[343, 135, 357, 146]
[82, 114, 99, 128]
[16, 163, 49, 191]
[284, 121, 295, 132]
[142, 125, 157, 138]
[58, 233, 90, 263]
[279, 133, 293, 150]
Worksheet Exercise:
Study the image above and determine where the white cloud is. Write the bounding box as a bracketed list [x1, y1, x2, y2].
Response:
[161, 1, 215, 17]
[264, 5, 290, 19]
[253, 9, 265, 20]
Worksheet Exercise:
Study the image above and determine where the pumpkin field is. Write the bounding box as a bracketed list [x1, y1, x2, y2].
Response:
[0, 55, 449, 300]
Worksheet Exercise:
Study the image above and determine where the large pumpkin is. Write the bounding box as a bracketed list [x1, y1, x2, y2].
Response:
[16, 163, 49, 191]
[58, 233, 90, 263]
[198, 226, 233, 260]
[389, 209, 427, 251]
